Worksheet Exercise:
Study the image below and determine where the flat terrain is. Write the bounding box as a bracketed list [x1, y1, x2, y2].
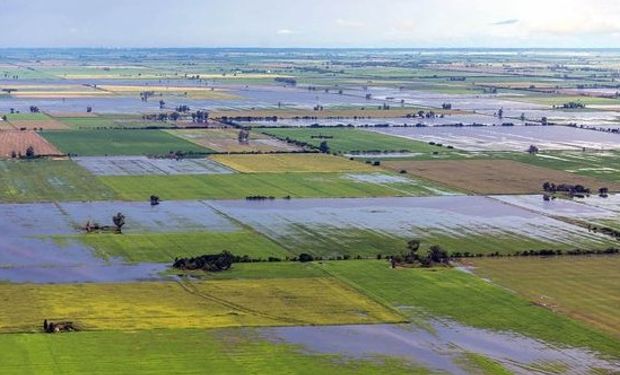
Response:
[0, 160, 117, 202]
[323, 260, 620, 357]
[469, 256, 620, 338]
[100, 172, 453, 200]
[0, 130, 62, 158]
[74, 156, 233, 176]
[261, 127, 445, 154]
[0, 277, 402, 332]
[41, 129, 211, 156]
[166, 128, 303, 152]
[74, 230, 291, 263]
[212, 153, 375, 173]
[0, 329, 425, 375]
[507, 151, 620, 183]
[383, 159, 619, 194]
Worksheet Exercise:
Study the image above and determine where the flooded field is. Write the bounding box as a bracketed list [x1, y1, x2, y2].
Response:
[261, 321, 620, 374]
[74, 156, 234, 176]
[241, 113, 514, 127]
[368, 125, 620, 151]
[210, 196, 613, 255]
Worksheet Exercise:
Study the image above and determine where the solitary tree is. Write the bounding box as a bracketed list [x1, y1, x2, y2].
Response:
[319, 141, 330, 153]
[112, 212, 126, 233]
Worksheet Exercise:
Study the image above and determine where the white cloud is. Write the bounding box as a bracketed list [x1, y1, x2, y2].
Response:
[276, 28, 295, 35]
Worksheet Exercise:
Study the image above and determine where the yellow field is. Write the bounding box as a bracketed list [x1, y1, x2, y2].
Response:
[211, 153, 375, 173]
[469, 256, 620, 337]
[0, 277, 402, 332]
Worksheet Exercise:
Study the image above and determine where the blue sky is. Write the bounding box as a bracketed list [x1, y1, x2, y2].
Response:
[1, 0, 619, 48]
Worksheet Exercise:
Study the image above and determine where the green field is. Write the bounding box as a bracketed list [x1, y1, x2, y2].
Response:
[41, 129, 211, 156]
[504, 151, 620, 182]
[56, 116, 175, 129]
[0, 329, 428, 375]
[0, 159, 117, 203]
[100, 172, 455, 200]
[260, 127, 448, 154]
[322, 260, 620, 357]
[268, 226, 613, 258]
[470, 256, 620, 338]
[70, 230, 291, 263]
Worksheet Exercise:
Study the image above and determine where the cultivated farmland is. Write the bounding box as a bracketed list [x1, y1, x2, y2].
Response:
[383, 159, 620, 194]
[167, 128, 303, 152]
[211, 153, 376, 173]
[41, 129, 211, 156]
[0, 130, 62, 158]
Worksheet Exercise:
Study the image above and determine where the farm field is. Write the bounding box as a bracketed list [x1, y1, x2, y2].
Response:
[166, 128, 303, 152]
[505, 151, 620, 182]
[0, 130, 62, 158]
[74, 156, 233, 176]
[323, 261, 620, 358]
[100, 172, 455, 200]
[469, 256, 620, 338]
[2, 47, 620, 374]
[41, 129, 212, 156]
[368, 125, 620, 152]
[211, 196, 615, 257]
[0, 329, 427, 375]
[55, 115, 176, 129]
[75, 230, 291, 262]
[260, 127, 447, 154]
[382, 159, 619, 194]
[211, 153, 375, 173]
[0, 277, 402, 332]
[0, 159, 117, 202]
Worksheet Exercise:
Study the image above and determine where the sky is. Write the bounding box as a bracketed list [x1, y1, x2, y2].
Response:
[1, 0, 620, 48]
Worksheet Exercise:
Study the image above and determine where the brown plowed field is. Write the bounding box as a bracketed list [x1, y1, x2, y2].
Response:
[0, 130, 63, 158]
[382, 159, 620, 194]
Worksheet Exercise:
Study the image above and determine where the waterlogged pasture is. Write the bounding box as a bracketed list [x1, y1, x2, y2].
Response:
[321, 261, 620, 358]
[211, 196, 614, 257]
[74, 156, 234, 176]
[262, 321, 620, 374]
[470, 256, 620, 338]
[166, 128, 302, 152]
[507, 151, 620, 182]
[245, 113, 511, 127]
[260, 127, 444, 154]
[0, 329, 427, 375]
[0, 159, 117, 203]
[368, 125, 620, 151]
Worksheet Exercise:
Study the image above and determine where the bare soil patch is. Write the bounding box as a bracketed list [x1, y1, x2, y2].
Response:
[0, 130, 63, 158]
[383, 159, 620, 194]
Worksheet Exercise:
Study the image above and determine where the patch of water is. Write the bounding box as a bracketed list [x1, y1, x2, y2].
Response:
[259, 321, 620, 375]
[74, 156, 234, 176]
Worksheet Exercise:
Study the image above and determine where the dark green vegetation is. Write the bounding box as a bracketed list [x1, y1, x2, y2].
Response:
[261, 127, 447, 154]
[0, 159, 117, 202]
[41, 129, 211, 156]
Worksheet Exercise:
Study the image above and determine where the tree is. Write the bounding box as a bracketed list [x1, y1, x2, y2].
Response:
[25, 146, 35, 159]
[319, 141, 330, 153]
[427, 245, 449, 265]
[112, 212, 126, 233]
